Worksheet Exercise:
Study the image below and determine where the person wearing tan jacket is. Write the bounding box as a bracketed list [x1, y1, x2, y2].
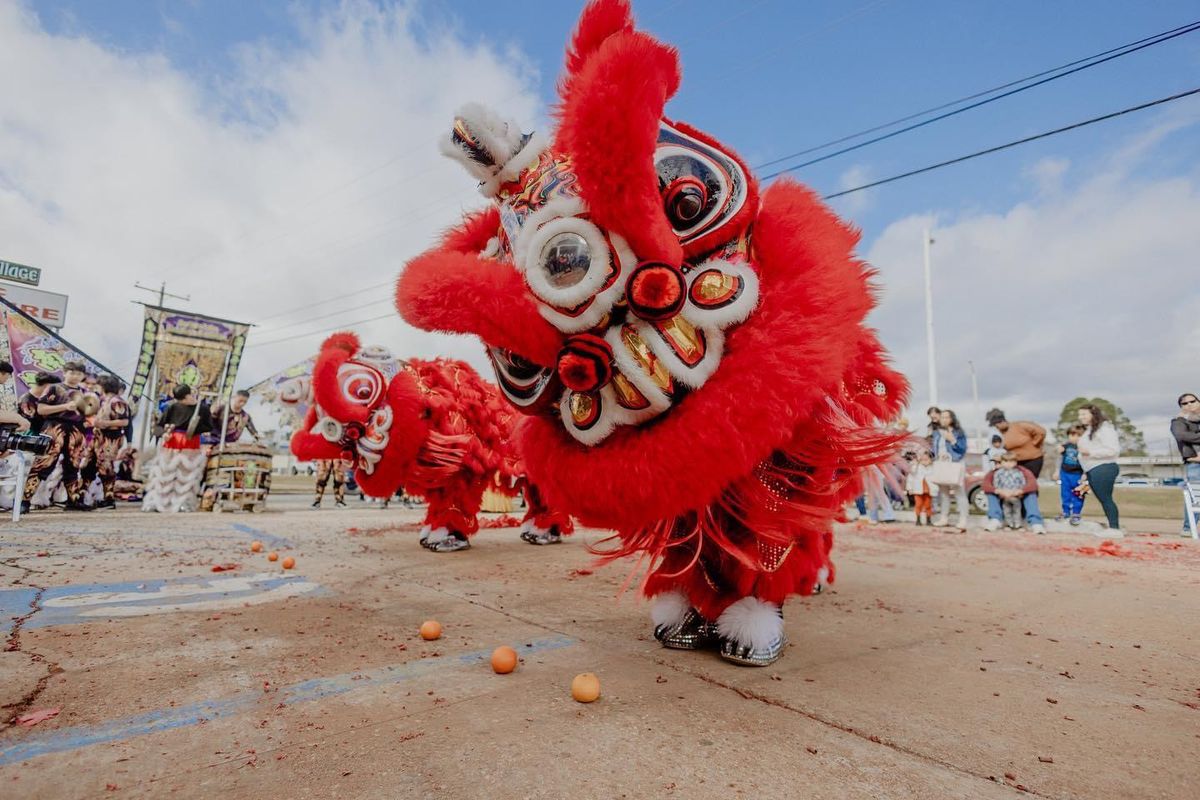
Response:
[986, 409, 1046, 477]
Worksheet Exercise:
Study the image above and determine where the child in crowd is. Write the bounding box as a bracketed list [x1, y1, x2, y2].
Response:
[905, 450, 938, 525]
[1056, 424, 1086, 525]
[983, 452, 1045, 533]
[985, 434, 1006, 472]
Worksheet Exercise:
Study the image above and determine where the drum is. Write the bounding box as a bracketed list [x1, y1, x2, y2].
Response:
[205, 444, 273, 511]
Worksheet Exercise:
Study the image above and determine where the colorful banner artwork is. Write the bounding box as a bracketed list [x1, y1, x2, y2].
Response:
[129, 305, 251, 404]
[246, 357, 315, 426]
[0, 296, 122, 398]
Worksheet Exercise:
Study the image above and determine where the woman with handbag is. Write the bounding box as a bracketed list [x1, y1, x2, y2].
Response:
[930, 408, 969, 531]
[142, 385, 213, 513]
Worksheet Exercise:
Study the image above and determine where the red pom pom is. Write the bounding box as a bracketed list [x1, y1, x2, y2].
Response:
[627, 262, 685, 321]
[557, 333, 614, 392]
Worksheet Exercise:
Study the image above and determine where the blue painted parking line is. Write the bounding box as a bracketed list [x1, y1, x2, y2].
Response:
[0, 572, 327, 630]
[228, 523, 293, 550]
[0, 635, 576, 766]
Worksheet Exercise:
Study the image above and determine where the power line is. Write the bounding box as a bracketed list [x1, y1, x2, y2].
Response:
[755, 19, 1200, 174]
[256, 297, 392, 335]
[254, 281, 394, 324]
[246, 312, 397, 349]
[818, 86, 1200, 197]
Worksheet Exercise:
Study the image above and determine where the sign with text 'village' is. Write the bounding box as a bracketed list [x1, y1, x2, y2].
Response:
[0, 259, 41, 286]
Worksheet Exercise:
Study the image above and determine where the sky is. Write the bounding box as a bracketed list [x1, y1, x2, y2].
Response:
[2, 0, 1198, 450]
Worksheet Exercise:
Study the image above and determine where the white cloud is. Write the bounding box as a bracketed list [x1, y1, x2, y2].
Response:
[0, 0, 540, 399]
[865, 119, 1200, 452]
[830, 163, 874, 216]
[1023, 156, 1068, 196]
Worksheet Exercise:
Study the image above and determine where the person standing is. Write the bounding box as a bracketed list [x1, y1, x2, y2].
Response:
[1077, 403, 1121, 534]
[1055, 424, 1087, 525]
[23, 363, 91, 512]
[1170, 392, 1200, 534]
[985, 409, 1046, 477]
[142, 385, 213, 513]
[90, 374, 132, 509]
[930, 408, 969, 531]
[312, 458, 350, 508]
[206, 390, 261, 446]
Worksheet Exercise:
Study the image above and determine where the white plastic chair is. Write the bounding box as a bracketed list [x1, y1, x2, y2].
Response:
[1185, 478, 1200, 540]
[0, 452, 30, 522]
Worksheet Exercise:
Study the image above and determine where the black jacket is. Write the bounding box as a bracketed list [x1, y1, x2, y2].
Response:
[1171, 416, 1200, 463]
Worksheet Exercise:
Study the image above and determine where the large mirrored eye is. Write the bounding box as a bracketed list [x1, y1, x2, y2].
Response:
[664, 178, 708, 229]
[540, 231, 592, 289]
[337, 363, 384, 407]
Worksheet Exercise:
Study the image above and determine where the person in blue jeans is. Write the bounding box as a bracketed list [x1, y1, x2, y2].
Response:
[982, 452, 1046, 533]
[1170, 392, 1200, 534]
[1056, 424, 1086, 525]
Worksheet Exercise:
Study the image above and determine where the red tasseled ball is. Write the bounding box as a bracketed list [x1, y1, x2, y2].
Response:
[557, 333, 614, 392]
[627, 262, 685, 320]
[559, 353, 600, 392]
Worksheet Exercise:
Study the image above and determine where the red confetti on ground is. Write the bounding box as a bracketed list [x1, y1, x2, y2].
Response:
[478, 515, 522, 529]
[1064, 540, 1138, 559]
[15, 708, 60, 727]
[569, 568, 594, 578]
[211, 563, 241, 572]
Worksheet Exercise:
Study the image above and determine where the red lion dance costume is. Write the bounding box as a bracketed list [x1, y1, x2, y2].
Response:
[397, 0, 907, 664]
[288, 334, 572, 551]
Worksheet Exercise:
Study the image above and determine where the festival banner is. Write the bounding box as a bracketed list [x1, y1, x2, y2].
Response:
[246, 357, 316, 426]
[129, 305, 251, 403]
[0, 295, 123, 398]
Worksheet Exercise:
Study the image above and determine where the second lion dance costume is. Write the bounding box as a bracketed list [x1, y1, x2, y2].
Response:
[396, 0, 908, 665]
[286, 336, 572, 551]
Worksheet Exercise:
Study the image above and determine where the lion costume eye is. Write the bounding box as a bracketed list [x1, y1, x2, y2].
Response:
[337, 363, 384, 407]
[663, 177, 708, 229]
[540, 231, 592, 289]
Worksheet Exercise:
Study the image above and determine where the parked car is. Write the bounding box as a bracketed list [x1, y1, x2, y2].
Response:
[965, 469, 989, 513]
[1161, 477, 1184, 487]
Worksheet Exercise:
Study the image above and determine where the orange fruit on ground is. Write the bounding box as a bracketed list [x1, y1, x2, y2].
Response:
[490, 646, 518, 674]
[571, 673, 601, 703]
[266, 551, 278, 562]
[419, 620, 442, 641]
[281, 556, 295, 570]
[250, 541, 263, 553]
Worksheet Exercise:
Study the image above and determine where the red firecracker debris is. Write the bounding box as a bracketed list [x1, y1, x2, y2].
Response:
[15, 708, 60, 727]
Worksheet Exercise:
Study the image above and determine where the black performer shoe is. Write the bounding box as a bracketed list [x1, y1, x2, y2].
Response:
[335, 499, 347, 508]
[653, 609, 717, 650]
[520, 525, 563, 545]
[311, 499, 321, 508]
[718, 634, 787, 667]
[428, 531, 470, 553]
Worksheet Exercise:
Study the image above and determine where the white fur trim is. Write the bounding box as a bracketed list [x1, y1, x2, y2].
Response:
[418, 525, 431, 538]
[497, 130, 547, 184]
[480, 236, 501, 259]
[680, 258, 760, 329]
[558, 385, 621, 447]
[716, 597, 783, 651]
[650, 591, 690, 628]
[536, 230, 635, 334]
[424, 526, 450, 544]
[816, 566, 830, 585]
[509, 196, 587, 258]
[519, 215, 613, 308]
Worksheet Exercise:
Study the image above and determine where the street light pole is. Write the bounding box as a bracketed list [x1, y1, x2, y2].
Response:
[922, 228, 938, 408]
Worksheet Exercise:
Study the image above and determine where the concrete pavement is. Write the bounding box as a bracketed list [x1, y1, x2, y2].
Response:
[2, 497, 1198, 799]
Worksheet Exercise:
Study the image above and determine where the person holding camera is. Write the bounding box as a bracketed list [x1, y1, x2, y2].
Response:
[1171, 392, 1200, 534]
[22, 364, 92, 513]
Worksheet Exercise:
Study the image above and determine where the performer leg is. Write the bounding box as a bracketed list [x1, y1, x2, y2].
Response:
[333, 471, 346, 506]
[312, 460, 331, 507]
[94, 436, 121, 506]
[519, 482, 573, 545]
[60, 427, 88, 505]
[421, 479, 484, 553]
[23, 423, 67, 504]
